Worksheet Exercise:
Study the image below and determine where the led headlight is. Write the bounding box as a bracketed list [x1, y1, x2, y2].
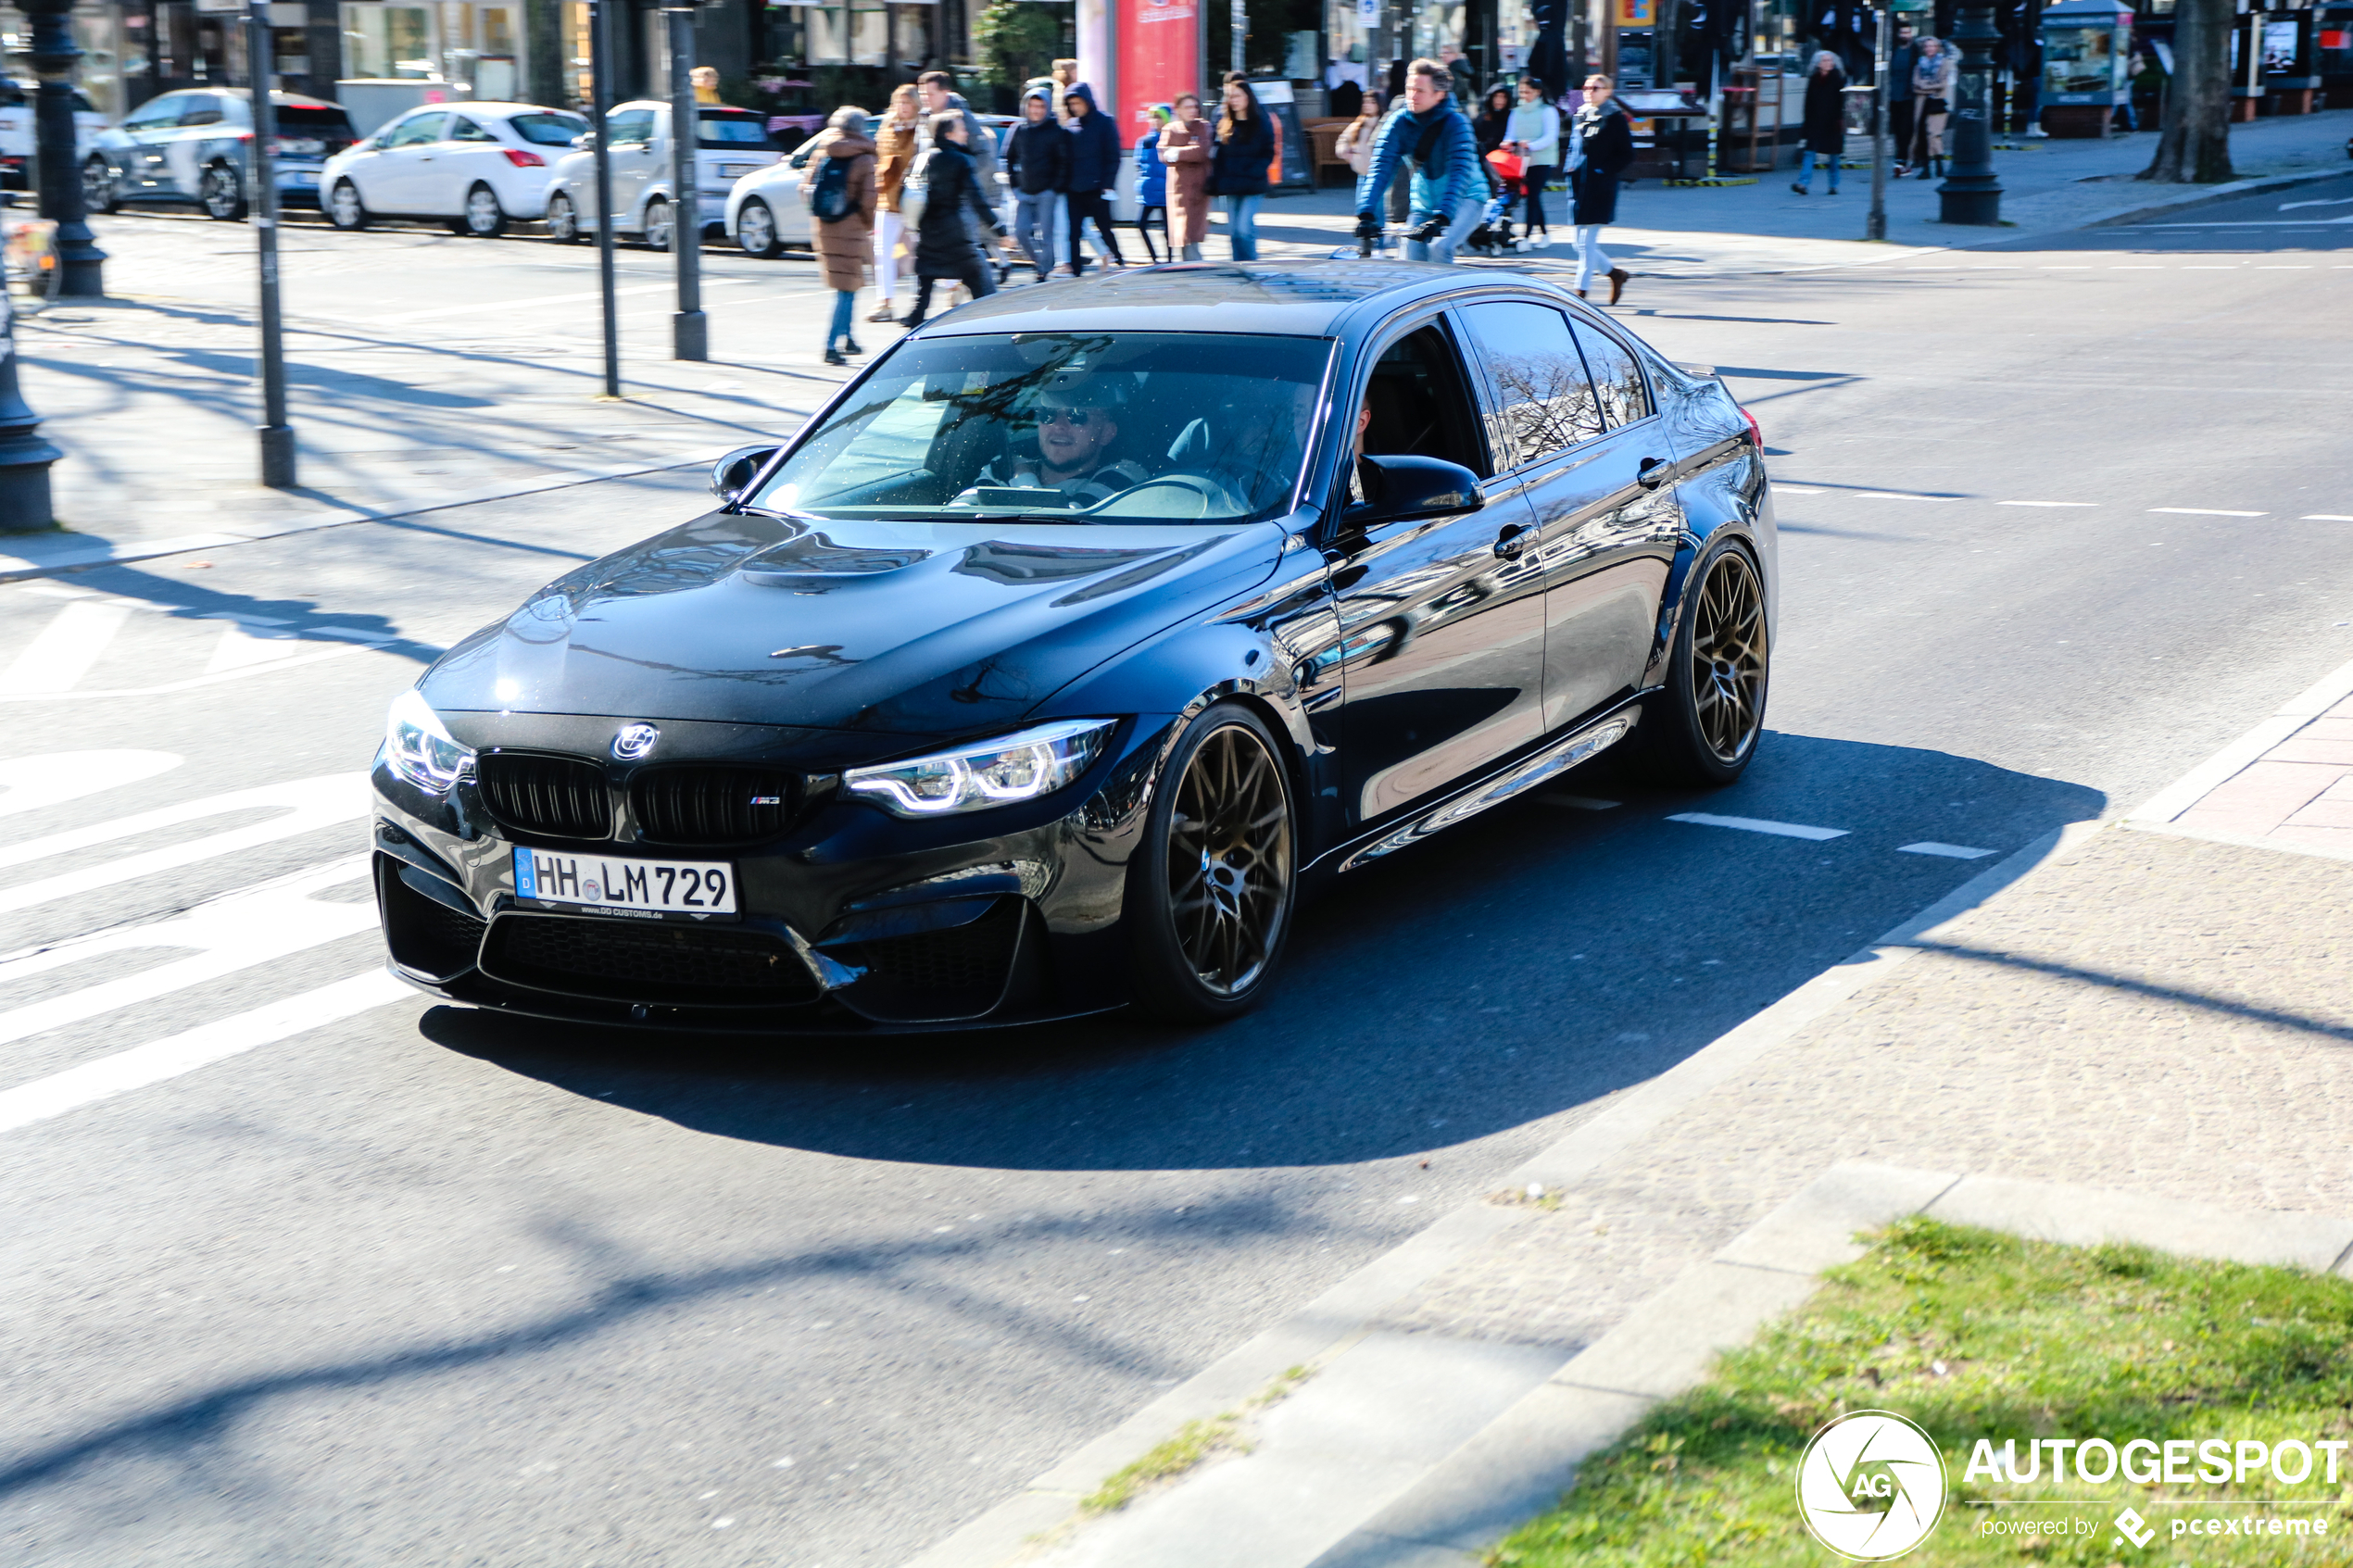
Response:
[845, 719, 1114, 818]
[384, 688, 476, 794]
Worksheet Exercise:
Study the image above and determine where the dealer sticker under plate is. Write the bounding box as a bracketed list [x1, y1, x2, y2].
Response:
[512, 847, 737, 920]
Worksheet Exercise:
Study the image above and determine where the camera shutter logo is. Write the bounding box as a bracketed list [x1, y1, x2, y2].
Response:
[1795, 1410, 1947, 1562]
[611, 723, 661, 761]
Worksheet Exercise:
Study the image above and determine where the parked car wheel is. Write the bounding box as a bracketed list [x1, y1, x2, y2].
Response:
[545, 191, 583, 244]
[458, 182, 507, 237]
[326, 179, 370, 231]
[200, 163, 247, 221]
[641, 195, 673, 251]
[1125, 704, 1298, 1024]
[736, 197, 782, 259]
[82, 157, 120, 215]
[1637, 543, 1769, 788]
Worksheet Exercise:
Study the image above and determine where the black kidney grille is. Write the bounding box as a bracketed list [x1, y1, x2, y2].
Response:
[632, 766, 797, 846]
[482, 915, 819, 1006]
[477, 752, 610, 840]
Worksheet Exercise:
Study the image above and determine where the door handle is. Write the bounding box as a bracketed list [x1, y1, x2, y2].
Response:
[1637, 457, 1674, 490]
[1492, 523, 1530, 560]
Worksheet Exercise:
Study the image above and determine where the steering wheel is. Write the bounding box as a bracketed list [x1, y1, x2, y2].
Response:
[1085, 474, 1227, 520]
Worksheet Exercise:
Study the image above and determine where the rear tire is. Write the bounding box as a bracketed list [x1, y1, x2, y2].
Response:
[1126, 705, 1297, 1024]
[459, 182, 507, 237]
[641, 195, 673, 251]
[200, 163, 246, 221]
[736, 197, 782, 258]
[326, 179, 369, 231]
[545, 191, 582, 243]
[1638, 542, 1769, 788]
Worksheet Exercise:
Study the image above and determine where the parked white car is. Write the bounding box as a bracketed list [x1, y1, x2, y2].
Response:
[542, 100, 778, 249]
[0, 79, 107, 191]
[722, 112, 1016, 261]
[320, 101, 588, 235]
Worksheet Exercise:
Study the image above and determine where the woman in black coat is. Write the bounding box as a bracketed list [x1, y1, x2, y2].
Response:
[1566, 74, 1633, 302]
[1792, 51, 1848, 194]
[901, 111, 1004, 328]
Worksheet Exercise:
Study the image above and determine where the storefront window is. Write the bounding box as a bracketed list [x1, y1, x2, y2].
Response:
[806, 0, 888, 66]
[343, 3, 436, 77]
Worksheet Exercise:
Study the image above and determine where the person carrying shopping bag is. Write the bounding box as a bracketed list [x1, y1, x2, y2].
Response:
[1791, 51, 1846, 194]
[900, 110, 1003, 329]
[801, 105, 876, 366]
[1564, 73, 1632, 302]
[1162, 94, 1214, 260]
[1133, 105, 1171, 264]
[870, 84, 920, 322]
[1210, 74, 1275, 261]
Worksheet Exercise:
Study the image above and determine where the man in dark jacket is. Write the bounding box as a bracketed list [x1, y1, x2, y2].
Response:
[901, 112, 1002, 328]
[1354, 57, 1482, 263]
[1004, 85, 1068, 281]
[1060, 84, 1126, 274]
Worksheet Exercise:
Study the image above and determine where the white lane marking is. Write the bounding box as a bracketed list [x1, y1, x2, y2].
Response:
[0, 855, 376, 1047]
[1774, 486, 1826, 495]
[1, 601, 132, 695]
[0, 752, 183, 821]
[1997, 500, 2096, 508]
[2255, 265, 2314, 270]
[1667, 813, 1849, 841]
[0, 773, 368, 916]
[1897, 842, 1995, 859]
[2280, 196, 2353, 211]
[0, 969, 409, 1136]
[204, 618, 323, 675]
[2303, 515, 2353, 522]
[1537, 794, 1620, 810]
[2149, 507, 2265, 517]
[1852, 493, 1957, 502]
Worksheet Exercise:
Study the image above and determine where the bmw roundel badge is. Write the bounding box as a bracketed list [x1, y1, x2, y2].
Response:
[611, 723, 661, 760]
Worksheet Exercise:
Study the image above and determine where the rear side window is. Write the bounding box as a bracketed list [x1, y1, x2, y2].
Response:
[277, 105, 356, 134]
[508, 110, 588, 145]
[698, 110, 771, 149]
[1570, 320, 1654, 429]
[1456, 300, 1604, 470]
[179, 95, 226, 127]
[606, 108, 657, 144]
[449, 116, 497, 142]
[123, 94, 184, 129]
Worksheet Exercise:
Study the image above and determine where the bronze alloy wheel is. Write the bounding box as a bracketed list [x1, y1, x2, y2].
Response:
[1688, 547, 1768, 765]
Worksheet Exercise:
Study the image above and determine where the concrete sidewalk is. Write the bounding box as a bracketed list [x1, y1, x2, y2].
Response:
[908, 655, 2353, 1568]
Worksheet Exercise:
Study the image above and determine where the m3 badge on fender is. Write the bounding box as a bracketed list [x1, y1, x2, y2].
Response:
[611, 723, 661, 760]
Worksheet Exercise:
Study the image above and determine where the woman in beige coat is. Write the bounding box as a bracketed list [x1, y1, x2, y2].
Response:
[870, 84, 920, 322]
[801, 105, 876, 365]
[1160, 93, 1213, 260]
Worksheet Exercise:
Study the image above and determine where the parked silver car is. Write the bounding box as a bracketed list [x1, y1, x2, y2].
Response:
[541, 100, 778, 248]
[83, 88, 359, 220]
[0, 79, 108, 191]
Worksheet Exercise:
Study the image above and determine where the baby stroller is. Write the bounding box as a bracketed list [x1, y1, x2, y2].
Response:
[1461, 149, 1524, 257]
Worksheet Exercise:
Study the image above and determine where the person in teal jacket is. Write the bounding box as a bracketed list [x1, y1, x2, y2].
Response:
[1353, 57, 1483, 263]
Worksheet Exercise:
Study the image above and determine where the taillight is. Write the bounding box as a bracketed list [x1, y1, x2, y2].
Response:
[1741, 407, 1762, 448]
[502, 147, 545, 168]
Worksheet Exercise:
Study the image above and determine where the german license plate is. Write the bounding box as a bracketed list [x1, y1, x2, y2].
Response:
[511, 847, 737, 919]
[720, 163, 760, 178]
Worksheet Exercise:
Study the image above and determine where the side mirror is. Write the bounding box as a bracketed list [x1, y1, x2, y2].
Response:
[1344, 455, 1484, 527]
[711, 445, 779, 504]
[571, 132, 592, 150]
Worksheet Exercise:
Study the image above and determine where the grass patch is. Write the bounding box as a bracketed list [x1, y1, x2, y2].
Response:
[1489, 1217, 2353, 1566]
[1079, 1364, 1315, 1515]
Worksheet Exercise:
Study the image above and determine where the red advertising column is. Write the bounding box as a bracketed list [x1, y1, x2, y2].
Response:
[1118, 0, 1202, 143]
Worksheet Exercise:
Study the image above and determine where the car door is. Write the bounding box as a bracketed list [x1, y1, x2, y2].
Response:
[1457, 299, 1680, 734]
[1327, 316, 1547, 829]
[429, 112, 508, 215]
[160, 91, 223, 197]
[109, 92, 183, 193]
[601, 106, 661, 226]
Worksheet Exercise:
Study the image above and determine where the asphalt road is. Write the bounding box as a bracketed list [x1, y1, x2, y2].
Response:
[3, 186, 2350, 1566]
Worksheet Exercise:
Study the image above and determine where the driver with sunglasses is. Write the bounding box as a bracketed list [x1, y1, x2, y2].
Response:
[976, 379, 1151, 507]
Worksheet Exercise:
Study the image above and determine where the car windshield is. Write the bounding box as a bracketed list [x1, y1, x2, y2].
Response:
[748, 332, 1335, 525]
[698, 112, 771, 148]
[510, 110, 589, 145]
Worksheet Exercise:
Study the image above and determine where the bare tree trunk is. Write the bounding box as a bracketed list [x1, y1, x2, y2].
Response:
[2140, 0, 2233, 182]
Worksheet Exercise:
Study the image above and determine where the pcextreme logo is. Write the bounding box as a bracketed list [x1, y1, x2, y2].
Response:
[1796, 1410, 1949, 1562]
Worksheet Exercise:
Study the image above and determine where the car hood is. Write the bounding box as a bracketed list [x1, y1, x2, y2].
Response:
[423, 509, 1287, 736]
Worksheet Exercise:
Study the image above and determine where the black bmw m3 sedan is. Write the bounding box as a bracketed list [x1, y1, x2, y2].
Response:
[371, 261, 1774, 1032]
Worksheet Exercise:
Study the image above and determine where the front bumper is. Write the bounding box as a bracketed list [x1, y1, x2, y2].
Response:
[371, 713, 1166, 1034]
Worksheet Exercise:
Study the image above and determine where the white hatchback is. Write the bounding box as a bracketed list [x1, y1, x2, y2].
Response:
[542, 101, 780, 248]
[320, 102, 589, 236]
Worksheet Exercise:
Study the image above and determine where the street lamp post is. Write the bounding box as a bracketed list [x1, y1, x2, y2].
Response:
[247, 0, 296, 487]
[1869, 0, 1890, 239]
[0, 288, 66, 528]
[23, 0, 105, 296]
[1937, 0, 2004, 223]
[665, 5, 706, 362]
[590, 0, 621, 397]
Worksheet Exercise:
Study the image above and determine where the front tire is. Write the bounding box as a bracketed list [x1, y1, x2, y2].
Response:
[200, 163, 246, 221]
[1640, 542, 1769, 787]
[1126, 705, 1297, 1023]
[82, 157, 120, 214]
[459, 182, 507, 236]
[641, 195, 673, 251]
[326, 178, 370, 231]
[545, 191, 582, 243]
[736, 197, 781, 258]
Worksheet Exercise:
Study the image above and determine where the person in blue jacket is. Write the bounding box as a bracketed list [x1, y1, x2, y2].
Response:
[1060, 83, 1126, 275]
[1132, 104, 1170, 263]
[1353, 56, 1483, 264]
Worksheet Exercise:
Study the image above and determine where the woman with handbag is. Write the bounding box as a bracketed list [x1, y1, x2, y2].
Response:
[801, 105, 876, 366]
[1208, 74, 1274, 261]
[869, 84, 920, 323]
[1161, 93, 1214, 261]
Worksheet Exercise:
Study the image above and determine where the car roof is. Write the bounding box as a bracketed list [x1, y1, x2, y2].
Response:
[190, 88, 343, 107]
[922, 259, 1570, 340]
[449, 101, 582, 116]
